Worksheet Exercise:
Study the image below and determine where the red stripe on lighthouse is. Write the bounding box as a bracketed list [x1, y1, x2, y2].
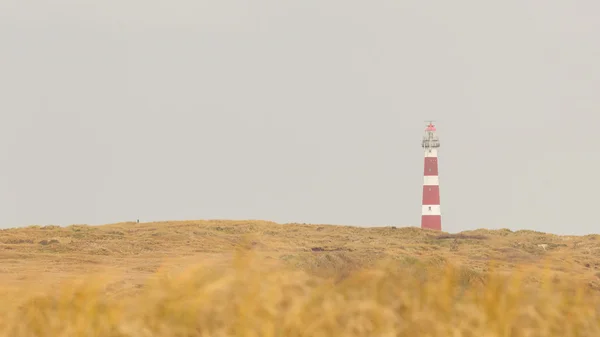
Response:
[422, 186, 440, 205]
[421, 216, 441, 231]
[424, 158, 438, 176]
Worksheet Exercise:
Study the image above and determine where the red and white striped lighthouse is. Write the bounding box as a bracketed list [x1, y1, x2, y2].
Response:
[421, 121, 442, 231]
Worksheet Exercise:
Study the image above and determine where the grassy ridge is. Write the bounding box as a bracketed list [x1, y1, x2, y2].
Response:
[0, 221, 600, 336]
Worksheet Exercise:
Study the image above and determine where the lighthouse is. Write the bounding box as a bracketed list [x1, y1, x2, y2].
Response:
[421, 121, 442, 231]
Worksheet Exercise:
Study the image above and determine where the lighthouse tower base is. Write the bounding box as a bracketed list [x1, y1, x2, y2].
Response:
[421, 215, 441, 231]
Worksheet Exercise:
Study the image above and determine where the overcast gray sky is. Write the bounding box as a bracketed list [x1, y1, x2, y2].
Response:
[0, 1, 598, 235]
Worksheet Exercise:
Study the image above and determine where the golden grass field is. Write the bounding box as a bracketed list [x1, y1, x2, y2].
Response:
[1, 220, 600, 336]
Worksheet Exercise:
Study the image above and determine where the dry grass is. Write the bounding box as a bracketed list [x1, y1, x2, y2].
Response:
[1, 220, 600, 336]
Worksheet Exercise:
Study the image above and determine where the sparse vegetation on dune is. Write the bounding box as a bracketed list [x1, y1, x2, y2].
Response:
[1, 220, 600, 336]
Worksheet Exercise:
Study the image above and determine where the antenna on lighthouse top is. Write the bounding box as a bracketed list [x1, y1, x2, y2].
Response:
[424, 120, 437, 131]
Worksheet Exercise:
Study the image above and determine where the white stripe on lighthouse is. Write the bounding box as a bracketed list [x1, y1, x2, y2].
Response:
[423, 175, 439, 186]
[422, 205, 441, 216]
[424, 149, 438, 158]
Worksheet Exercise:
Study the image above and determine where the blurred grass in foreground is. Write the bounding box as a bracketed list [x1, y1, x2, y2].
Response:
[1, 247, 599, 337]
